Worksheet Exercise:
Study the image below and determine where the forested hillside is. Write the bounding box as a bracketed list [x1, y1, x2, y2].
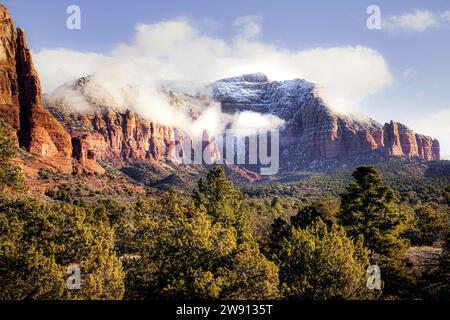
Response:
[1, 122, 448, 300]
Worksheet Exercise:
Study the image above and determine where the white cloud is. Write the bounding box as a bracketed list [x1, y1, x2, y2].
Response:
[33, 49, 108, 93]
[384, 9, 450, 32]
[34, 16, 393, 119]
[408, 109, 450, 158]
[231, 111, 286, 136]
[287, 46, 393, 113]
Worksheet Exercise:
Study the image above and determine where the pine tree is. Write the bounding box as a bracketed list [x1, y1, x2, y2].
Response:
[193, 166, 251, 240]
[339, 166, 413, 296]
[339, 166, 407, 255]
[291, 205, 335, 230]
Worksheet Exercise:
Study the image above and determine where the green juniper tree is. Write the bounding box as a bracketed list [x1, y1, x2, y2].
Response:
[268, 207, 374, 300]
[279, 220, 373, 300]
[0, 198, 125, 300]
[409, 203, 450, 246]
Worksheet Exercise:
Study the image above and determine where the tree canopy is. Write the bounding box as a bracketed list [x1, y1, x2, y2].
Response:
[125, 167, 279, 300]
[0, 198, 125, 300]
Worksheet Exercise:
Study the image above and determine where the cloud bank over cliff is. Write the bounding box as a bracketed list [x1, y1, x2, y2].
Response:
[34, 15, 393, 117]
[44, 72, 286, 137]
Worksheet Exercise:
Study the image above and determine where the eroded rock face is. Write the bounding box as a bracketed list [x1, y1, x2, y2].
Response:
[44, 76, 222, 174]
[61, 108, 220, 174]
[46, 71, 226, 175]
[383, 121, 440, 161]
[15, 29, 72, 159]
[48, 101, 220, 175]
[70, 109, 180, 164]
[0, 5, 20, 133]
[211, 74, 440, 169]
[0, 5, 73, 173]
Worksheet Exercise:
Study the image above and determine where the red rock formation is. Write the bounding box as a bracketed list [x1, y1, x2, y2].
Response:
[294, 107, 440, 162]
[0, 4, 73, 174]
[71, 135, 105, 175]
[48, 71, 440, 176]
[72, 109, 177, 163]
[51, 104, 220, 174]
[0, 5, 20, 135]
[383, 121, 439, 160]
[15, 29, 72, 158]
[383, 121, 403, 157]
[212, 74, 441, 169]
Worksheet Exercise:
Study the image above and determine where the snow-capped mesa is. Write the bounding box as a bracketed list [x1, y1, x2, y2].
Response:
[209, 73, 440, 170]
[38, 70, 441, 174]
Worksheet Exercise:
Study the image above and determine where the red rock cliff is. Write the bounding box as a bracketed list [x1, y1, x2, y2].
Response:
[383, 121, 440, 161]
[0, 5, 73, 173]
[45, 76, 221, 174]
[0, 5, 20, 134]
[51, 105, 219, 174]
[211, 73, 441, 170]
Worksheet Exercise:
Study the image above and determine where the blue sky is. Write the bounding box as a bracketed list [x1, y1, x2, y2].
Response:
[3, 0, 450, 157]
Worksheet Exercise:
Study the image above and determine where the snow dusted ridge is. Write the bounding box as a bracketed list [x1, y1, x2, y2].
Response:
[210, 73, 391, 132]
[209, 73, 317, 119]
[208, 73, 440, 166]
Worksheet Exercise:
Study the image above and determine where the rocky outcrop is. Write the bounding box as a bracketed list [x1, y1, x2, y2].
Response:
[67, 109, 220, 174]
[15, 28, 72, 159]
[0, 5, 20, 134]
[0, 5, 73, 173]
[211, 74, 440, 170]
[383, 121, 440, 161]
[70, 109, 180, 164]
[46, 78, 220, 174]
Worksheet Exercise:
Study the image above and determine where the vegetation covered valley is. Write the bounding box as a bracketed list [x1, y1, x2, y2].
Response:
[1, 121, 449, 300]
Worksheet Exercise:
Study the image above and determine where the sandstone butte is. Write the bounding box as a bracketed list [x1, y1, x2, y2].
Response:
[0, 4, 441, 183]
[0, 4, 72, 175]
